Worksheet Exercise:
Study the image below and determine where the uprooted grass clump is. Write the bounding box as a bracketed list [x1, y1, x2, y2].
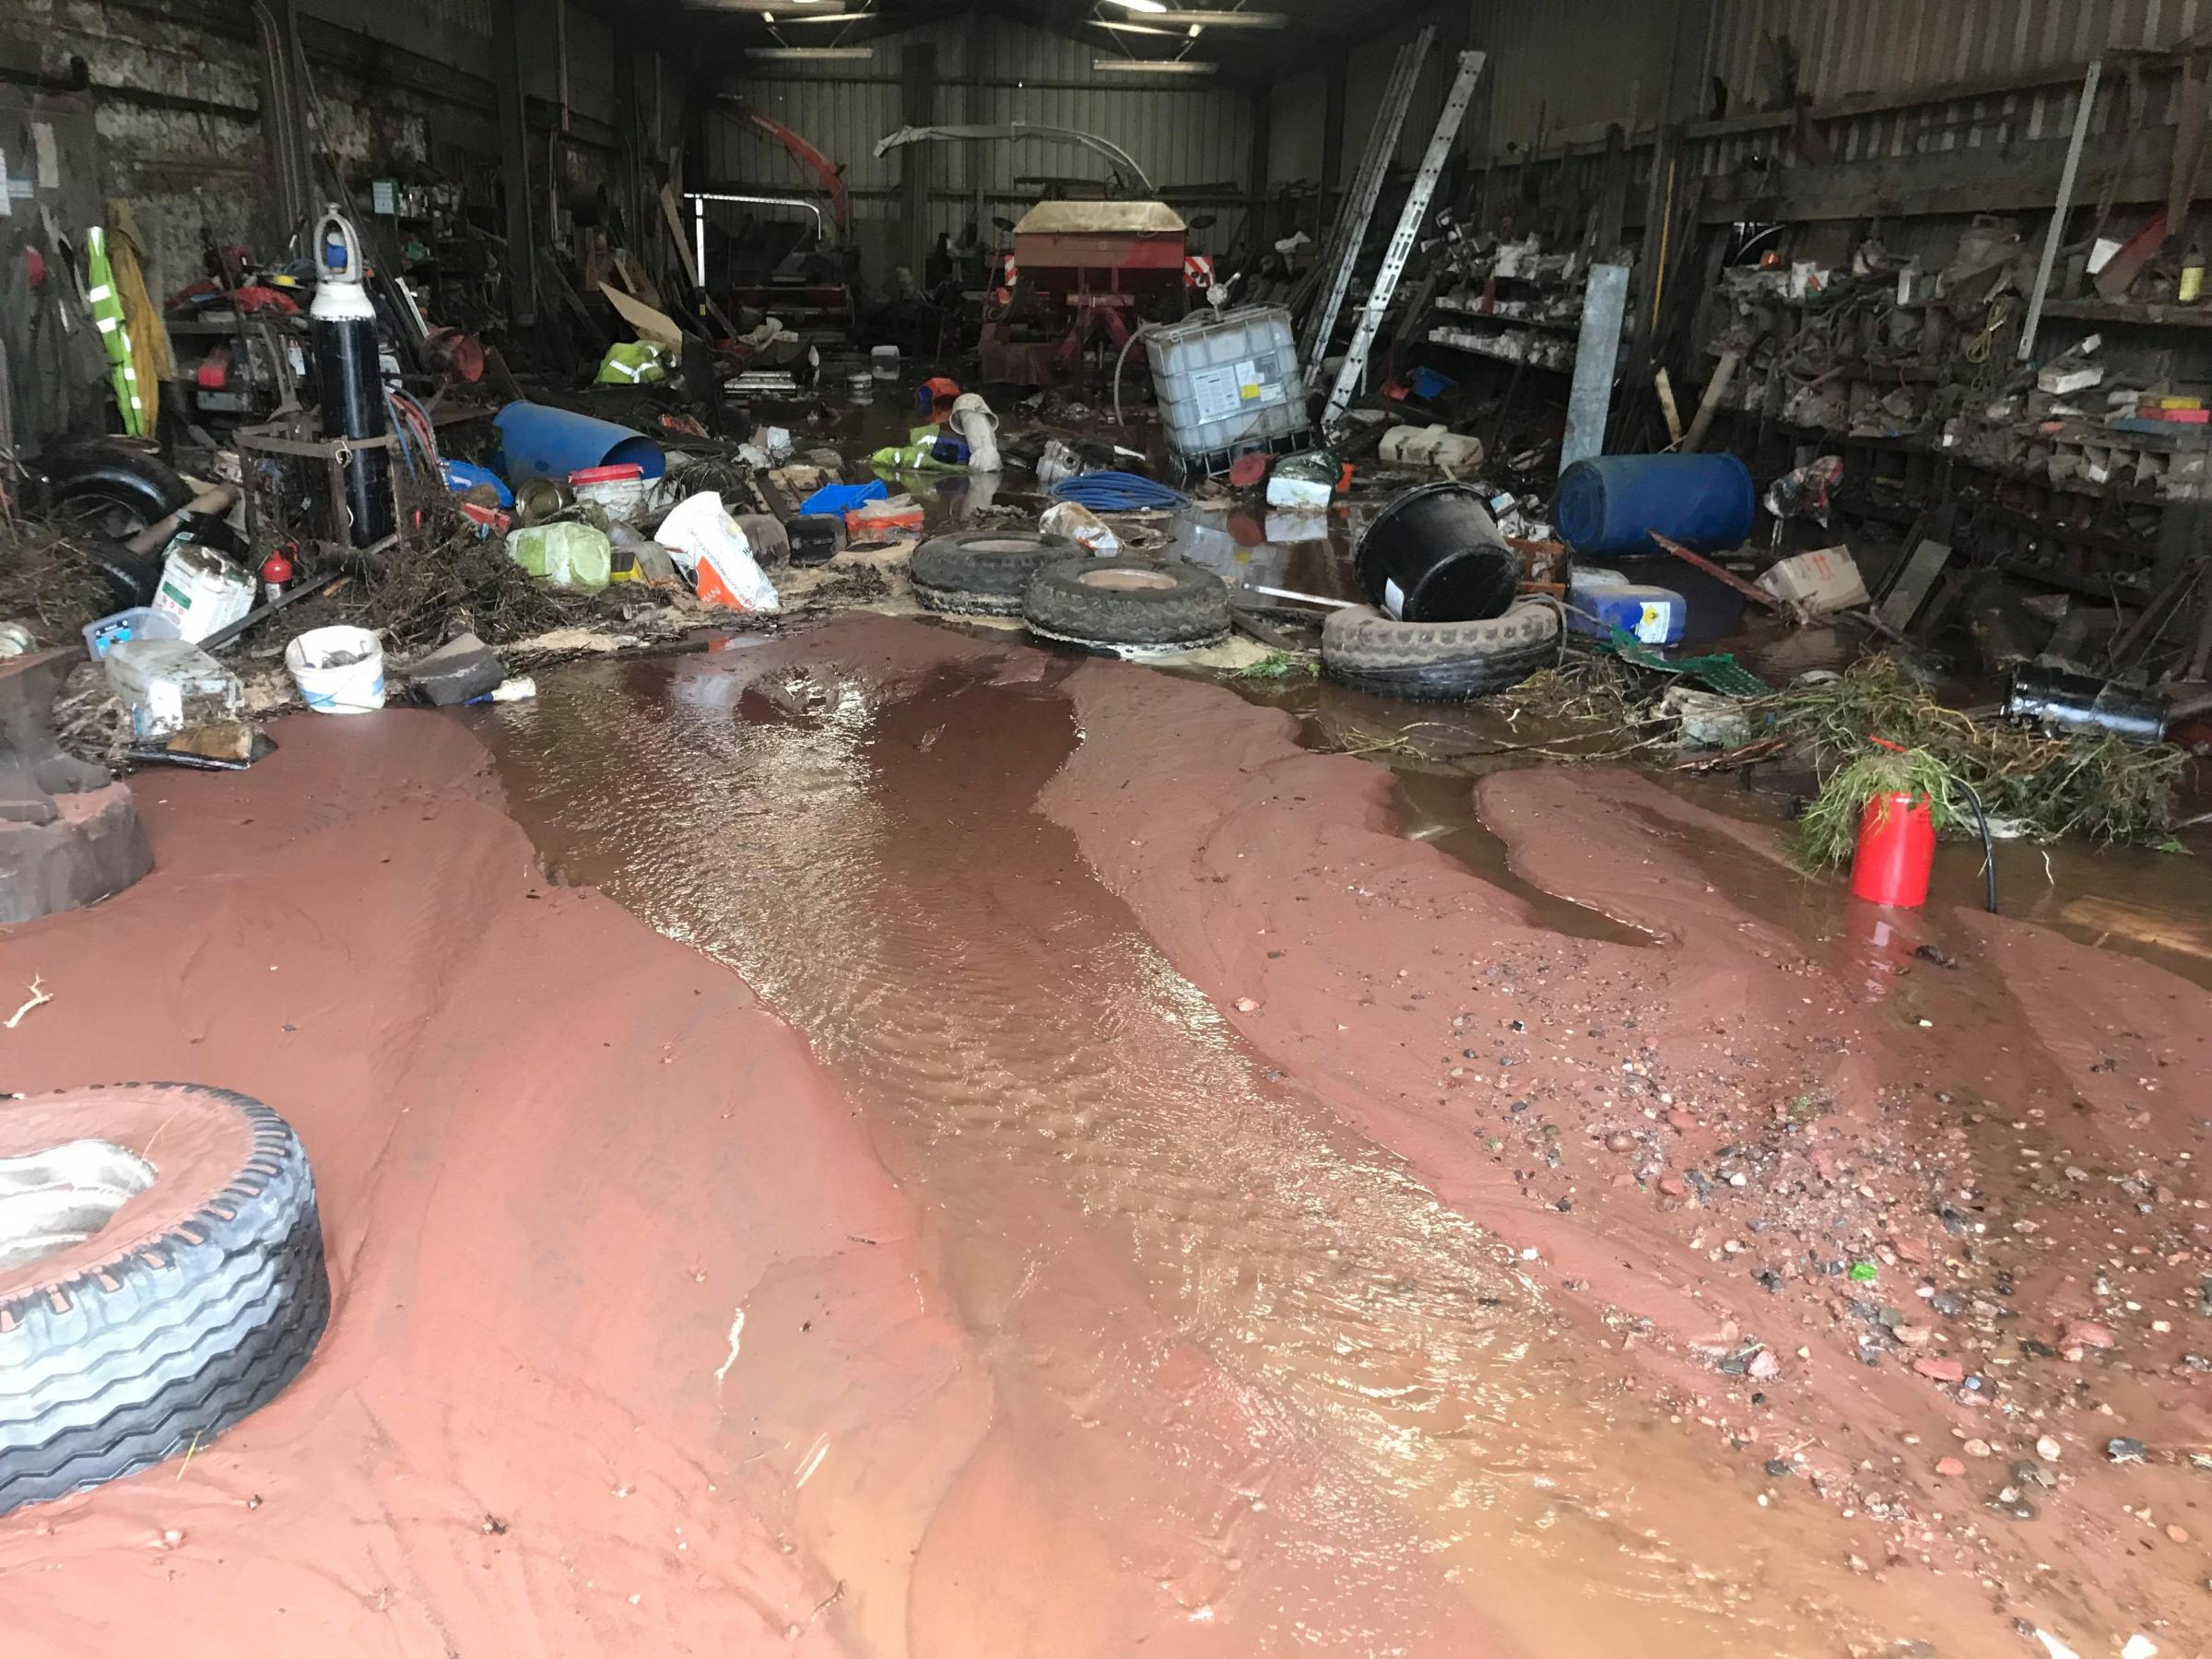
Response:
[1753, 655, 2188, 855]
[1793, 745, 1958, 867]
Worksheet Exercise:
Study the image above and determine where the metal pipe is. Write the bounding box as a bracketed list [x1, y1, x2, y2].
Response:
[2018, 57, 2101, 363]
[1249, 584, 1356, 608]
[686, 192, 827, 241]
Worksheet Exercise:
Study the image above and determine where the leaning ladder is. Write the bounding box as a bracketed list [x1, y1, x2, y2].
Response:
[1300, 24, 1434, 377]
[1323, 50, 1488, 429]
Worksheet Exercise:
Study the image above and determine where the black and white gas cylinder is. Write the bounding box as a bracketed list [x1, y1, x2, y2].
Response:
[309, 207, 393, 545]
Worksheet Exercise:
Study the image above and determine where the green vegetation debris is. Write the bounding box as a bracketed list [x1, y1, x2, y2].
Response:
[1229, 650, 1317, 682]
[1794, 745, 1957, 868]
[1848, 1262, 1878, 1282]
[1750, 656, 2186, 856]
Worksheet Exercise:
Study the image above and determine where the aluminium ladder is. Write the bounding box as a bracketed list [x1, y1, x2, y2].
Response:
[1300, 24, 1435, 377]
[1323, 49, 1488, 429]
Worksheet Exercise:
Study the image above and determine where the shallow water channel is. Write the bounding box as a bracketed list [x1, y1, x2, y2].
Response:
[482, 643, 1924, 1655]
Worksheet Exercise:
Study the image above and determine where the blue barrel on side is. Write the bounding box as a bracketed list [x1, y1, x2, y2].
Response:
[494, 402, 665, 485]
[1553, 453, 1756, 556]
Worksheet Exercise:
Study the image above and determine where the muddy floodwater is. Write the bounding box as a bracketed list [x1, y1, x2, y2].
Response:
[477, 640, 1994, 1656]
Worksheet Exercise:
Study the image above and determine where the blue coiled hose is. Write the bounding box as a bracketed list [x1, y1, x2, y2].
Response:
[1049, 471, 1188, 512]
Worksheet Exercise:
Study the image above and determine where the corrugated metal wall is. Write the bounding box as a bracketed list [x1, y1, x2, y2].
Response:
[1265, 1, 1688, 219]
[1691, 0, 2207, 195]
[1703, 0, 2212, 107]
[1469, 1, 1690, 156]
[711, 16, 1255, 292]
[299, 0, 496, 82]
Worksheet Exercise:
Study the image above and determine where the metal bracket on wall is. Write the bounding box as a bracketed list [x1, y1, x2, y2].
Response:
[1323, 50, 1488, 431]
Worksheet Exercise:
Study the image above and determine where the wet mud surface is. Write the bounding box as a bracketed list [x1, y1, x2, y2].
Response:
[0, 713, 990, 1657]
[477, 618, 2169, 1655]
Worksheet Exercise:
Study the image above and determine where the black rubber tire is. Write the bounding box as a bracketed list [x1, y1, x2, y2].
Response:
[82, 538, 164, 610]
[1320, 600, 1560, 700]
[1022, 558, 1231, 649]
[41, 441, 195, 542]
[0, 1084, 330, 1518]
[912, 530, 1081, 617]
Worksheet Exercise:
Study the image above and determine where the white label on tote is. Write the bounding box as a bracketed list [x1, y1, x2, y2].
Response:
[1636, 601, 1668, 642]
[1191, 365, 1241, 422]
[1382, 578, 1406, 619]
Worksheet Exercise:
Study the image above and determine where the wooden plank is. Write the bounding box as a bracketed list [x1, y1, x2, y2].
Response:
[1876, 538, 1955, 632]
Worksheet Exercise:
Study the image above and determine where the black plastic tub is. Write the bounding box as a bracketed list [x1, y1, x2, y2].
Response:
[1353, 482, 1519, 623]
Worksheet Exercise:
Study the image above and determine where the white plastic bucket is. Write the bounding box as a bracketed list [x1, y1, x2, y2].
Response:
[285, 625, 386, 714]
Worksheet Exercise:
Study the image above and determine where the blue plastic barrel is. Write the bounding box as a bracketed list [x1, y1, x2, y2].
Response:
[1552, 453, 1756, 556]
[494, 402, 665, 485]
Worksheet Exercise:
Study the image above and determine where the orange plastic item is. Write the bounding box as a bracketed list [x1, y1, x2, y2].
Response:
[918, 376, 962, 421]
[845, 500, 925, 539]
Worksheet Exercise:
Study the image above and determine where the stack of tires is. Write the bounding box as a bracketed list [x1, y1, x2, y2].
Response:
[905, 477, 1558, 694]
[1320, 481, 1559, 700]
[911, 529, 1232, 653]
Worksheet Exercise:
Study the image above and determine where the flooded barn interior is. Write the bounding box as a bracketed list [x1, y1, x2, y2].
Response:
[1, 1, 2209, 1654]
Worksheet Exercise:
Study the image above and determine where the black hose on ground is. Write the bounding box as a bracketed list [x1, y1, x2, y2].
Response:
[1955, 777, 1999, 914]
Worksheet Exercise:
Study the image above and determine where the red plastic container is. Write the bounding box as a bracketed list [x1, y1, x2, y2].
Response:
[1849, 791, 1936, 907]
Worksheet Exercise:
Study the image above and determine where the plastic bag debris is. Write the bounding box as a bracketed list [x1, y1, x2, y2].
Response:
[653, 491, 782, 612]
[1040, 500, 1120, 557]
[1265, 449, 1340, 510]
[1762, 454, 1844, 527]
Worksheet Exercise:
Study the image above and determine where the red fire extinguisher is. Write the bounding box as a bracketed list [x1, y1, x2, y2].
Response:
[1847, 739, 1938, 906]
[1849, 790, 1936, 906]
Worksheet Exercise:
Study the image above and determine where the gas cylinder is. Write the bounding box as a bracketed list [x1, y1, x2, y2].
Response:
[259, 548, 294, 605]
[309, 207, 393, 546]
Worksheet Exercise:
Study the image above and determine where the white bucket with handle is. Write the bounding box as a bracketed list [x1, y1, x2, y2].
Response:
[285, 625, 386, 713]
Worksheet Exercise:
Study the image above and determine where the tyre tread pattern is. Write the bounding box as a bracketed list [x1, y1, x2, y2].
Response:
[1320, 602, 1562, 700]
[911, 531, 1079, 616]
[0, 1084, 330, 1516]
[1022, 559, 1232, 647]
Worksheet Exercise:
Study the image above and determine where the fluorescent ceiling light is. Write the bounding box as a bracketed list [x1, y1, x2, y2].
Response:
[747, 45, 874, 59]
[1131, 8, 1288, 23]
[1102, 0, 1170, 12]
[1092, 18, 1183, 36]
[1094, 56, 1217, 74]
[757, 7, 871, 17]
[683, 0, 853, 9]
